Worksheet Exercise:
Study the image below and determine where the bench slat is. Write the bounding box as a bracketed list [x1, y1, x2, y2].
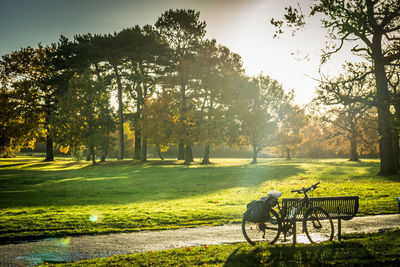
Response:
[281, 196, 359, 221]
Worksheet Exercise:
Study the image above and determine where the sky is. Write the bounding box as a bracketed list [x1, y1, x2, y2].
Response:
[0, 0, 361, 104]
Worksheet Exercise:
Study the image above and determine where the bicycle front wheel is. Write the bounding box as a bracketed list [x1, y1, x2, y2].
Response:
[242, 209, 281, 245]
[304, 207, 334, 243]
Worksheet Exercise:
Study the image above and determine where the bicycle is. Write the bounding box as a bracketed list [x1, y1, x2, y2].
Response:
[242, 182, 334, 245]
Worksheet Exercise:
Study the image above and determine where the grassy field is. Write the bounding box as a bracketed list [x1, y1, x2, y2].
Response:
[48, 229, 400, 266]
[0, 156, 399, 242]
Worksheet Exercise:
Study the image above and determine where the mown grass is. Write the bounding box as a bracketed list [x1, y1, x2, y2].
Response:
[49, 229, 400, 266]
[0, 157, 399, 242]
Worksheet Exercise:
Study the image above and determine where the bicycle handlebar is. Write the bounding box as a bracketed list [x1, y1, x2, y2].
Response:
[291, 182, 320, 194]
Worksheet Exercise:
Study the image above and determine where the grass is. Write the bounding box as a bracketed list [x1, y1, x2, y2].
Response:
[0, 156, 399, 242]
[46, 229, 400, 266]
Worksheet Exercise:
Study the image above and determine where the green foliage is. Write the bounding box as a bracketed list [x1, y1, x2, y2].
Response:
[0, 46, 49, 156]
[0, 157, 399, 243]
[234, 75, 289, 163]
[54, 71, 115, 163]
[155, 9, 206, 54]
[51, 229, 400, 266]
[276, 101, 307, 159]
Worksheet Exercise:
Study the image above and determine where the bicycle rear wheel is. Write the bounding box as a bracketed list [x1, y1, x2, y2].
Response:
[304, 207, 334, 243]
[242, 209, 281, 245]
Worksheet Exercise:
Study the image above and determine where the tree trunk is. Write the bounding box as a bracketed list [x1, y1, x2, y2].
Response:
[184, 144, 193, 165]
[349, 135, 359, 161]
[178, 142, 185, 160]
[134, 81, 142, 160]
[114, 65, 124, 161]
[100, 146, 108, 163]
[141, 139, 147, 162]
[140, 82, 148, 163]
[188, 145, 194, 162]
[85, 150, 91, 161]
[89, 145, 96, 165]
[178, 62, 187, 161]
[286, 147, 291, 160]
[374, 58, 397, 174]
[44, 98, 54, 162]
[134, 132, 141, 160]
[157, 145, 164, 160]
[202, 144, 211, 164]
[349, 122, 359, 161]
[44, 133, 54, 162]
[251, 143, 257, 164]
[393, 128, 400, 168]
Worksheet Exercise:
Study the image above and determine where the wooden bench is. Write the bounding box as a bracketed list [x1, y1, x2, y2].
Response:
[282, 196, 359, 243]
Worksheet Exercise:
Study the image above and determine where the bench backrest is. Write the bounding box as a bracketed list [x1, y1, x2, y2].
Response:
[281, 196, 359, 221]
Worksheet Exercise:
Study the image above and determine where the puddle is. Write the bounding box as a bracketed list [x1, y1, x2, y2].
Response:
[12, 237, 84, 266]
[16, 252, 70, 265]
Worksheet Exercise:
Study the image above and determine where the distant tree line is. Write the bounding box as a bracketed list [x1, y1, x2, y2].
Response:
[0, 8, 384, 165]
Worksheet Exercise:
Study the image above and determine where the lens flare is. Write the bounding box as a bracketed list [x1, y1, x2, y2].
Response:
[89, 215, 98, 222]
[59, 237, 71, 247]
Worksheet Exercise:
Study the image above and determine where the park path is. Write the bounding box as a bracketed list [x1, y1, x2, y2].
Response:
[0, 214, 399, 266]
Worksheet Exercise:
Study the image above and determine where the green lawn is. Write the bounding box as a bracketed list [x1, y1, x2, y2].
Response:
[50, 229, 400, 266]
[0, 157, 399, 242]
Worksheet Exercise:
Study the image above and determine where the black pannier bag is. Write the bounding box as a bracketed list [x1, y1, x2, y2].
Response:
[243, 200, 271, 222]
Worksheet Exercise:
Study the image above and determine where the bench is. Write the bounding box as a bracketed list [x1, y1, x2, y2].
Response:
[282, 196, 359, 243]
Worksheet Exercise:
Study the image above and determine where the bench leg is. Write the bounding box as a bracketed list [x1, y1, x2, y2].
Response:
[338, 218, 341, 241]
[293, 221, 296, 245]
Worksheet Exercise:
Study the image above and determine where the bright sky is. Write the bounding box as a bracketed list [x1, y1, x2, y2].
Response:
[0, 0, 361, 104]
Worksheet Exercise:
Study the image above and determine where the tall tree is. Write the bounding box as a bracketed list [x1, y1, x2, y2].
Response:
[155, 9, 206, 163]
[188, 40, 245, 164]
[272, 0, 400, 174]
[93, 33, 126, 160]
[117, 25, 171, 162]
[237, 75, 286, 164]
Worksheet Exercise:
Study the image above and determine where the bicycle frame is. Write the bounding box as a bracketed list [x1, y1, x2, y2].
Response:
[272, 190, 316, 242]
[276, 192, 312, 221]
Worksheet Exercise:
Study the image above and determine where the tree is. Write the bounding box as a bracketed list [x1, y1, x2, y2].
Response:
[0, 79, 42, 157]
[276, 103, 307, 160]
[1, 45, 61, 161]
[272, 0, 400, 174]
[156, 9, 207, 163]
[55, 71, 115, 165]
[90, 33, 126, 160]
[117, 26, 171, 162]
[188, 40, 245, 164]
[315, 65, 375, 161]
[142, 90, 177, 160]
[237, 75, 286, 164]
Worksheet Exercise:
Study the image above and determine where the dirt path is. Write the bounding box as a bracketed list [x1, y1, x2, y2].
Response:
[0, 214, 399, 266]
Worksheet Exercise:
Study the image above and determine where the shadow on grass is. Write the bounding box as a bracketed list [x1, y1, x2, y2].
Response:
[0, 163, 26, 168]
[0, 159, 305, 208]
[223, 242, 376, 266]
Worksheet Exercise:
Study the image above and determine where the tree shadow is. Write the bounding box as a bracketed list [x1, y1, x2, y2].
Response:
[223, 242, 378, 266]
[0, 159, 304, 208]
[0, 163, 26, 168]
